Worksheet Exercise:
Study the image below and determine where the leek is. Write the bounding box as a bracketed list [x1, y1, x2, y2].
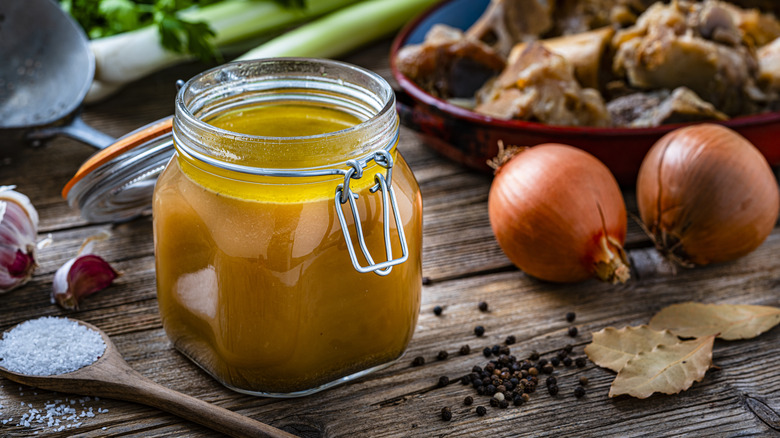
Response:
[237, 0, 439, 60]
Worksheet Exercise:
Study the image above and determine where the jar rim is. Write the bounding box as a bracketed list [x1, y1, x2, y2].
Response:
[175, 57, 395, 143]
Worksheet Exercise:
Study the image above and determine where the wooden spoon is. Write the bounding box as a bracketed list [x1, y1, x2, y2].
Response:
[0, 319, 295, 438]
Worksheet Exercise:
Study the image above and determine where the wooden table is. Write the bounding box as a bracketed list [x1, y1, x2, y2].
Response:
[1, 40, 779, 438]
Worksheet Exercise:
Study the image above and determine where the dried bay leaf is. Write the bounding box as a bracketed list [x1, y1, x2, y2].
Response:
[649, 302, 780, 340]
[609, 335, 715, 399]
[585, 325, 679, 372]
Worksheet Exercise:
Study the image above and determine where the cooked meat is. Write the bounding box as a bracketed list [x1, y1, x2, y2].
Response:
[475, 43, 610, 126]
[758, 37, 780, 90]
[395, 25, 506, 99]
[608, 87, 728, 127]
[612, 1, 763, 116]
[553, 0, 655, 34]
[465, 0, 554, 57]
[508, 27, 615, 89]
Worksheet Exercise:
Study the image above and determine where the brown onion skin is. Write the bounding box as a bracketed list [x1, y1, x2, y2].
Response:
[636, 124, 780, 266]
[488, 144, 628, 283]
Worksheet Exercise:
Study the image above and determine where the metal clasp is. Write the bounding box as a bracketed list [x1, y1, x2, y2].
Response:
[335, 150, 409, 276]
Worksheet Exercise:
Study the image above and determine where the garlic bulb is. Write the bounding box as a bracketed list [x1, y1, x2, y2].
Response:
[0, 186, 39, 293]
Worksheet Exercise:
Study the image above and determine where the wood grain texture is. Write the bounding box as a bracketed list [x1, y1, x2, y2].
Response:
[1, 40, 779, 437]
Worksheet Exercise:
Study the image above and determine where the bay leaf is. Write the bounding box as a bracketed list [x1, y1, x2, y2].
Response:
[608, 335, 715, 399]
[649, 302, 780, 340]
[585, 325, 679, 372]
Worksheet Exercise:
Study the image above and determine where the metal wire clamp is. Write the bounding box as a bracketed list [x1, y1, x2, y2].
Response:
[335, 150, 409, 276]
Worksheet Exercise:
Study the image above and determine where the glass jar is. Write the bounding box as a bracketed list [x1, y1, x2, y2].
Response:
[152, 59, 422, 397]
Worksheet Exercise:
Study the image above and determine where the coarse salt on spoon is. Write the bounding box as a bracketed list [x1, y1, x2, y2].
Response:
[0, 317, 295, 438]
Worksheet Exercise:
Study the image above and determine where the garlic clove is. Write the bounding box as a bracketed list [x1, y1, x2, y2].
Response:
[53, 255, 119, 310]
[51, 231, 119, 310]
[0, 186, 40, 294]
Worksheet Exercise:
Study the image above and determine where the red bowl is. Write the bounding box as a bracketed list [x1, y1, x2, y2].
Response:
[390, 0, 780, 184]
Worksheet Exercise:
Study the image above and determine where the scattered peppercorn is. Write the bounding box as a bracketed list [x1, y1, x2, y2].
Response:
[575, 357, 587, 368]
[472, 365, 482, 373]
[538, 358, 548, 367]
[476, 406, 487, 416]
[513, 394, 524, 406]
[521, 393, 530, 403]
[491, 345, 501, 356]
[483, 347, 492, 358]
[459, 345, 471, 356]
[505, 335, 516, 345]
[579, 376, 589, 386]
[550, 357, 561, 367]
[528, 367, 539, 376]
[489, 398, 499, 407]
[568, 326, 578, 337]
[461, 376, 471, 385]
[564, 344, 574, 354]
[493, 392, 505, 402]
[478, 301, 489, 312]
[542, 364, 554, 374]
[438, 350, 449, 361]
[499, 400, 509, 409]
[474, 326, 485, 337]
[563, 357, 573, 367]
[441, 407, 452, 421]
[529, 351, 540, 361]
[433, 305, 443, 316]
[546, 376, 557, 386]
[438, 376, 450, 387]
[566, 312, 576, 323]
[462, 396, 473, 406]
[422, 276, 432, 285]
[574, 386, 586, 398]
[412, 356, 425, 367]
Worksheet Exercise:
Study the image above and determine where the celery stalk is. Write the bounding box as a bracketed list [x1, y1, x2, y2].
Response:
[88, 0, 359, 101]
[237, 0, 438, 60]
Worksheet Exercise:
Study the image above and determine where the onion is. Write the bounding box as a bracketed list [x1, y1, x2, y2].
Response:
[636, 124, 779, 266]
[488, 143, 629, 283]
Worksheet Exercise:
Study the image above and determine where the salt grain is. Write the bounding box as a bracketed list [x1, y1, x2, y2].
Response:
[0, 317, 105, 376]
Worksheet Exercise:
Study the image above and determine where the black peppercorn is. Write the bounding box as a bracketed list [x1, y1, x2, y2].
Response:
[499, 346, 511, 356]
[412, 356, 425, 367]
[529, 351, 540, 361]
[489, 398, 499, 407]
[441, 407, 452, 421]
[477, 386, 485, 395]
[422, 276, 432, 285]
[433, 305, 443, 316]
[563, 357, 573, 367]
[438, 376, 449, 387]
[566, 312, 576, 323]
[538, 358, 548, 367]
[575, 357, 587, 368]
[474, 326, 485, 337]
[486, 384, 497, 396]
[478, 301, 489, 312]
[548, 385, 559, 396]
[459, 345, 471, 356]
[546, 376, 557, 386]
[557, 350, 568, 360]
[483, 347, 492, 358]
[542, 364, 554, 374]
[568, 326, 578, 337]
[564, 344, 574, 354]
[579, 376, 589, 386]
[437, 350, 449, 361]
[505, 335, 516, 345]
[574, 386, 586, 398]
[464, 396, 474, 406]
[551, 357, 561, 367]
[499, 400, 509, 409]
[476, 406, 487, 416]
[472, 365, 482, 373]
[492, 345, 501, 356]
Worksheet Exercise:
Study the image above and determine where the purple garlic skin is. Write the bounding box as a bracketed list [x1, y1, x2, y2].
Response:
[0, 186, 39, 293]
[52, 232, 119, 310]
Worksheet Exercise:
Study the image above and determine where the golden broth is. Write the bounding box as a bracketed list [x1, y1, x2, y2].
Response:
[153, 103, 422, 394]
